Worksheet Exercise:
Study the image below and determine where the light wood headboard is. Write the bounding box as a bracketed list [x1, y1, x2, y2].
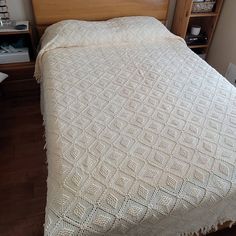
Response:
[32, 0, 170, 36]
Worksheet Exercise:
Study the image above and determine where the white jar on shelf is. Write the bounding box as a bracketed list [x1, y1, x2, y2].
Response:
[191, 25, 201, 36]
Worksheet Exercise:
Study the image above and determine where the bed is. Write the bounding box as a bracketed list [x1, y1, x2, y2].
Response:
[32, 0, 236, 235]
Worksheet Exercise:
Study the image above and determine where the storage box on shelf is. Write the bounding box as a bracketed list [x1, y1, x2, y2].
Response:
[192, 1, 216, 13]
[0, 22, 39, 97]
[171, 0, 224, 59]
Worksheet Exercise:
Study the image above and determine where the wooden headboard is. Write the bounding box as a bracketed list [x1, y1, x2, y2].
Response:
[32, 0, 170, 36]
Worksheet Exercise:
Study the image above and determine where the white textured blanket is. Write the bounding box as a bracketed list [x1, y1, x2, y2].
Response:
[36, 17, 236, 236]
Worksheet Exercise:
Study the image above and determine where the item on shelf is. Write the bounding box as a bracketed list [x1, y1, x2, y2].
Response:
[15, 23, 27, 30]
[185, 33, 208, 45]
[0, 0, 9, 21]
[192, 0, 216, 13]
[198, 53, 206, 60]
[0, 0, 7, 6]
[191, 25, 201, 36]
[0, 5, 8, 14]
[0, 20, 28, 31]
[191, 48, 206, 56]
[0, 46, 30, 64]
[0, 0, 18, 31]
[0, 71, 8, 82]
[0, 19, 15, 29]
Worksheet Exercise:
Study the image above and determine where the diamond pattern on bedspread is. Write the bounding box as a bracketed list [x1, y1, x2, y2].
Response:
[42, 40, 236, 235]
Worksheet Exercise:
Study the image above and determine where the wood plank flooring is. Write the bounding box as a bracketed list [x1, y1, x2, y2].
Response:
[0, 94, 47, 236]
[0, 94, 235, 236]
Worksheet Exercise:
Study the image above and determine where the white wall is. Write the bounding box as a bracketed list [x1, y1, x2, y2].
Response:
[208, 1, 236, 75]
[6, 0, 33, 21]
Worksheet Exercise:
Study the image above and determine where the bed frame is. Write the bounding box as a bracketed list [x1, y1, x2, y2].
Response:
[32, 0, 170, 36]
[31, 0, 235, 234]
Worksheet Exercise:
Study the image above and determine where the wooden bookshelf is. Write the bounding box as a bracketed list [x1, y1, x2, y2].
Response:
[171, 0, 224, 58]
[0, 23, 39, 97]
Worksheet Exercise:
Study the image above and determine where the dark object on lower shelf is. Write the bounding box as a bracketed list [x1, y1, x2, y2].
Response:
[186, 33, 208, 46]
[191, 48, 207, 60]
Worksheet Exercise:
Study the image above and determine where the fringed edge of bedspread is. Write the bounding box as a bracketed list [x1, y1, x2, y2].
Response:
[181, 219, 236, 236]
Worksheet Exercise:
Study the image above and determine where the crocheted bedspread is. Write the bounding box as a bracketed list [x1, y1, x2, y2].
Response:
[36, 17, 236, 236]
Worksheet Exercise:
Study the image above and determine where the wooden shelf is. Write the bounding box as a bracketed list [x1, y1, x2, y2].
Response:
[0, 23, 38, 97]
[0, 61, 35, 69]
[190, 12, 218, 17]
[0, 23, 37, 64]
[0, 61, 35, 80]
[171, 0, 224, 58]
[0, 30, 30, 36]
[188, 44, 208, 49]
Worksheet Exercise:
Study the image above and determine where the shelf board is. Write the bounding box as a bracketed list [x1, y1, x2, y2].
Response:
[0, 30, 30, 36]
[188, 44, 208, 49]
[190, 12, 218, 17]
[0, 61, 35, 69]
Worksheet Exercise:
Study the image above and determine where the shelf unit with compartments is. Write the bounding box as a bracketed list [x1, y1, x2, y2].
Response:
[171, 0, 224, 59]
[0, 23, 39, 97]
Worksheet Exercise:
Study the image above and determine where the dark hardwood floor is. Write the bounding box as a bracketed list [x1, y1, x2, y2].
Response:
[0, 94, 47, 236]
[0, 93, 235, 236]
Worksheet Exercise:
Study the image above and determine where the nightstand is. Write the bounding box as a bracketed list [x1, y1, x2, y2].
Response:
[0, 22, 39, 97]
[171, 0, 224, 59]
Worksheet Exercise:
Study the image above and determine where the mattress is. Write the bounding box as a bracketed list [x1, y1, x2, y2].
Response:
[36, 17, 236, 236]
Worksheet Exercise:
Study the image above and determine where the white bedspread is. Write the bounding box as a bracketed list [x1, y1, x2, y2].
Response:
[36, 17, 236, 236]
